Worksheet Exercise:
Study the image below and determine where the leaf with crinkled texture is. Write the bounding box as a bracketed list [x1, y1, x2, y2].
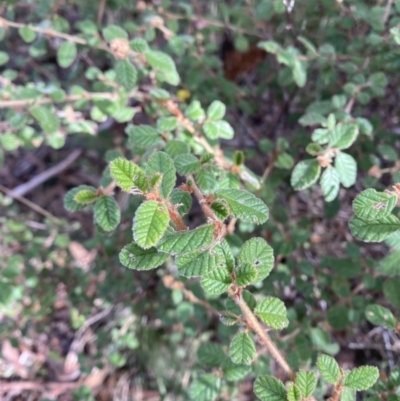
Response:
[102, 25, 128, 41]
[295, 370, 317, 398]
[74, 188, 98, 204]
[64, 186, 96, 211]
[222, 359, 251, 381]
[109, 157, 147, 193]
[340, 387, 356, 401]
[378, 249, 400, 276]
[203, 120, 234, 140]
[133, 201, 170, 249]
[320, 167, 340, 202]
[197, 166, 219, 194]
[237, 238, 274, 282]
[253, 376, 287, 401]
[211, 200, 230, 220]
[126, 124, 161, 147]
[291, 159, 321, 190]
[157, 116, 178, 132]
[197, 343, 226, 367]
[335, 152, 357, 188]
[349, 215, 400, 242]
[365, 304, 396, 329]
[343, 366, 379, 390]
[146, 152, 176, 198]
[119, 243, 169, 270]
[174, 154, 201, 175]
[215, 189, 269, 224]
[235, 263, 258, 287]
[115, 59, 137, 90]
[57, 41, 77, 68]
[207, 100, 226, 120]
[254, 297, 289, 330]
[329, 123, 359, 149]
[287, 383, 302, 401]
[384, 277, 400, 308]
[229, 332, 255, 365]
[188, 374, 221, 401]
[145, 50, 180, 85]
[352, 188, 397, 220]
[157, 224, 214, 255]
[94, 196, 121, 232]
[201, 265, 232, 294]
[220, 239, 235, 273]
[176, 248, 223, 277]
[30, 106, 59, 134]
[170, 189, 192, 216]
[164, 140, 189, 159]
[316, 354, 340, 384]
[185, 100, 206, 121]
[129, 38, 148, 52]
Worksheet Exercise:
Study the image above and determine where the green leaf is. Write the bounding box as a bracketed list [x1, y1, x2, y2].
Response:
[311, 329, 339, 355]
[330, 123, 359, 150]
[340, 387, 356, 401]
[197, 343, 226, 367]
[164, 140, 189, 159]
[115, 59, 137, 90]
[157, 116, 178, 132]
[176, 247, 225, 277]
[174, 154, 201, 175]
[349, 215, 400, 242]
[253, 376, 287, 401]
[377, 248, 400, 276]
[197, 166, 219, 194]
[30, 106, 59, 134]
[0, 51, 9, 66]
[146, 152, 176, 198]
[275, 153, 294, 170]
[287, 383, 302, 401]
[64, 186, 96, 211]
[352, 189, 397, 220]
[18, 26, 36, 43]
[316, 354, 340, 384]
[383, 277, 400, 308]
[292, 60, 307, 87]
[312, 128, 330, 144]
[170, 188, 192, 215]
[109, 157, 147, 193]
[306, 143, 322, 156]
[57, 42, 77, 68]
[130, 38, 148, 52]
[235, 263, 258, 287]
[189, 374, 221, 401]
[229, 332, 256, 365]
[157, 224, 214, 255]
[102, 25, 128, 41]
[210, 200, 230, 220]
[327, 305, 349, 330]
[126, 124, 161, 147]
[237, 238, 274, 282]
[343, 366, 379, 390]
[133, 201, 170, 249]
[94, 196, 121, 232]
[119, 243, 169, 270]
[145, 50, 180, 85]
[254, 297, 289, 330]
[201, 266, 232, 294]
[74, 188, 98, 204]
[203, 120, 234, 140]
[335, 152, 357, 188]
[295, 370, 317, 398]
[221, 359, 251, 381]
[365, 304, 396, 330]
[185, 100, 206, 121]
[215, 189, 269, 224]
[207, 100, 226, 120]
[291, 159, 321, 190]
[320, 167, 340, 202]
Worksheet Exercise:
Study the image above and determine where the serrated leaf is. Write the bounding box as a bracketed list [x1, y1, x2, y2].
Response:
[211, 200, 230, 220]
[57, 42, 77, 68]
[287, 383, 302, 401]
[146, 152, 176, 198]
[197, 343, 226, 367]
[330, 123, 359, 149]
[352, 189, 397, 220]
[145, 50, 180, 85]
[254, 297, 289, 330]
[340, 387, 356, 401]
[94, 196, 121, 232]
[170, 188, 192, 215]
[295, 370, 317, 398]
[237, 238, 274, 282]
[157, 116, 178, 132]
[164, 140, 189, 159]
[30, 106, 59, 134]
[203, 120, 234, 140]
[316, 354, 340, 384]
[377, 248, 400, 275]
[18, 26, 36, 43]
[64, 185, 96, 211]
[220, 311, 240, 326]
[157, 224, 214, 254]
[343, 366, 379, 390]
[102, 25, 128, 41]
[306, 142, 323, 156]
[189, 374, 221, 401]
[126, 124, 161, 147]
[291, 159, 321, 190]
[176, 247, 224, 277]
[133, 201, 170, 249]
[109, 157, 147, 193]
[115, 59, 137, 90]
[74, 188, 98, 204]
[229, 332, 256, 365]
[119, 243, 169, 270]
[320, 167, 340, 202]
[311, 128, 330, 144]
[335, 152, 357, 188]
[221, 358, 251, 381]
[235, 263, 258, 287]
[185, 100, 205, 121]
[215, 189, 269, 224]
[207, 100, 226, 120]
[383, 277, 400, 308]
[201, 266, 232, 294]
[365, 304, 396, 329]
[197, 166, 219, 194]
[349, 215, 400, 242]
[174, 154, 201, 175]
[130, 37, 148, 52]
[254, 376, 287, 401]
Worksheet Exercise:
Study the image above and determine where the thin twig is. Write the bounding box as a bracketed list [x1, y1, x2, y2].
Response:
[383, 0, 394, 24]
